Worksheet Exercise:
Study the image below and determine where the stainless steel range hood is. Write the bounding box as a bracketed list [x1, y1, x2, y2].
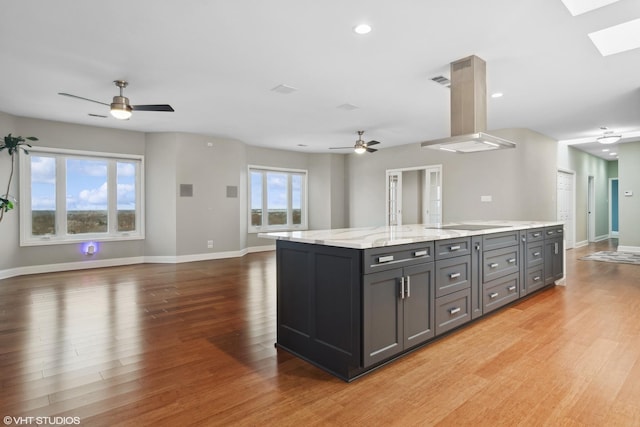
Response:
[421, 55, 516, 153]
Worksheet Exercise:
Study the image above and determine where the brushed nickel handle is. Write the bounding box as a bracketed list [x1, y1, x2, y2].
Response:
[533, 232, 541, 237]
[400, 277, 405, 299]
[533, 252, 541, 257]
[406, 276, 411, 298]
[508, 286, 516, 292]
[449, 307, 461, 315]
[507, 258, 516, 264]
[450, 245, 461, 251]
[547, 231, 554, 235]
[449, 272, 461, 279]
[489, 263, 499, 268]
[379, 255, 394, 263]
[533, 276, 541, 281]
[414, 250, 428, 257]
[489, 292, 499, 299]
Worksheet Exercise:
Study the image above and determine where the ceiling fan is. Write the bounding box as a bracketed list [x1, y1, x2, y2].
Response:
[330, 130, 380, 154]
[58, 80, 174, 120]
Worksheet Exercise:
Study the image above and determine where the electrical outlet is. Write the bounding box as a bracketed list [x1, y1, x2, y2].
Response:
[481, 195, 492, 202]
[207, 240, 214, 249]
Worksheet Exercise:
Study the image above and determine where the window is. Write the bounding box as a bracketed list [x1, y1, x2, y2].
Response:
[249, 166, 307, 232]
[19, 147, 144, 246]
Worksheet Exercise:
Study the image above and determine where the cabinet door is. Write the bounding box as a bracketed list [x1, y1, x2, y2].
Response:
[553, 237, 564, 280]
[544, 238, 563, 285]
[363, 268, 404, 367]
[403, 263, 435, 349]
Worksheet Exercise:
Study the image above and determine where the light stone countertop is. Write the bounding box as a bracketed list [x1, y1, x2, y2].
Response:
[258, 220, 564, 249]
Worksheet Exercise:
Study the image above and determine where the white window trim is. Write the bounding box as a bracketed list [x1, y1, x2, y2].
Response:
[248, 165, 308, 233]
[19, 146, 145, 246]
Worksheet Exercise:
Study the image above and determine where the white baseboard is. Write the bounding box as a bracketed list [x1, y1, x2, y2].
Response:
[0, 246, 277, 280]
[574, 240, 589, 248]
[595, 234, 610, 242]
[0, 257, 145, 281]
[617, 245, 640, 254]
[610, 231, 619, 238]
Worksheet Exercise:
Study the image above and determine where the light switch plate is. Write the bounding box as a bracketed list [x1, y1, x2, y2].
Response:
[481, 195, 492, 202]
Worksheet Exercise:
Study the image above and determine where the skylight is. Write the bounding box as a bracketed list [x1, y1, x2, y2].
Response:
[589, 18, 640, 56]
[560, 0, 620, 16]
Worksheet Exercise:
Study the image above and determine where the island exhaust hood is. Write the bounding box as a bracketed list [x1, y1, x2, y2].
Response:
[421, 55, 516, 153]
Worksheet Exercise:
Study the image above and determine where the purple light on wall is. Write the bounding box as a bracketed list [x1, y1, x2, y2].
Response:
[80, 242, 99, 256]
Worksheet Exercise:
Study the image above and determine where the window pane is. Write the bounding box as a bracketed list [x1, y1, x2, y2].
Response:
[292, 174, 302, 225]
[250, 171, 263, 226]
[267, 172, 287, 225]
[117, 162, 136, 232]
[31, 156, 56, 235]
[66, 158, 108, 234]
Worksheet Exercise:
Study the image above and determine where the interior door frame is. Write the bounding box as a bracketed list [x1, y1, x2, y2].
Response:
[386, 165, 442, 226]
[557, 168, 576, 249]
[588, 175, 596, 242]
[609, 177, 619, 237]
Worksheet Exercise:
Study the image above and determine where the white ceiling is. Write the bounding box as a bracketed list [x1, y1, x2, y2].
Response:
[1, 0, 639, 159]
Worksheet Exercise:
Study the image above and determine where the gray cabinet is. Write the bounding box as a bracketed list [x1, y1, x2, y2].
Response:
[544, 226, 564, 285]
[434, 237, 473, 334]
[520, 227, 545, 296]
[481, 231, 520, 313]
[363, 261, 435, 367]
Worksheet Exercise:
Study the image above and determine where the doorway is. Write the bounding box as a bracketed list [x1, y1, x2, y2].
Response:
[609, 178, 619, 237]
[386, 165, 442, 226]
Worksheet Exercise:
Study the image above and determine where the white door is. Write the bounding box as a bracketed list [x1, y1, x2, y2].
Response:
[424, 166, 442, 225]
[556, 170, 575, 249]
[386, 171, 402, 226]
[588, 175, 596, 242]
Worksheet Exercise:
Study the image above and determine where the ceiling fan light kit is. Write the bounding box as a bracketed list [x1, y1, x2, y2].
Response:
[596, 129, 621, 144]
[58, 80, 174, 120]
[329, 130, 380, 154]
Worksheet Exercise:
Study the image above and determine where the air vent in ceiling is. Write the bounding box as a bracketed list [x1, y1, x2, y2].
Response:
[337, 103, 359, 111]
[431, 75, 451, 88]
[271, 84, 298, 94]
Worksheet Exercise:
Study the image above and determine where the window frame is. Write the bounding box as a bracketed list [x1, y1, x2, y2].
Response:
[248, 165, 308, 233]
[19, 146, 145, 246]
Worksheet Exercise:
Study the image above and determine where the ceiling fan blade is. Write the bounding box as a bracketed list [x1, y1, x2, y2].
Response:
[366, 147, 378, 153]
[329, 146, 353, 149]
[132, 104, 175, 112]
[366, 140, 381, 146]
[58, 92, 109, 106]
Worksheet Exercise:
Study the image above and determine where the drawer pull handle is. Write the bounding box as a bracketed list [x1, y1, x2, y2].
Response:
[489, 292, 499, 299]
[378, 255, 394, 263]
[489, 263, 499, 268]
[547, 231, 554, 235]
[449, 307, 461, 315]
[450, 245, 461, 251]
[532, 232, 541, 237]
[449, 272, 461, 279]
[400, 277, 405, 299]
[508, 286, 516, 292]
[557, 229, 563, 233]
[533, 252, 541, 257]
[507, 258, 516, 264]
[414, 250, 428, 257]
[533, 276, 541, 281]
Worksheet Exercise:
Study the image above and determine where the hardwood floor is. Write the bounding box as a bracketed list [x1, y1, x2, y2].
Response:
[1, 240, 639, 426]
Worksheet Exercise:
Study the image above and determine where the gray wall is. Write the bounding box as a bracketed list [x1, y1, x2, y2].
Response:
[618, 141, 640, 248]
[347, 128, 558, 227]
[1, 115, 146, 270]
[557, 144, 611, 244]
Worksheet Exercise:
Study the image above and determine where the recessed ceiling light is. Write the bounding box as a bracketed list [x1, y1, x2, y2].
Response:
[491, 92, 503, 98]
[353, 24, 372, 35]
[589, 18, 640, 56]
[560, 0, 620, 16]
[602, 148, 610, 152]
[609, 152, 617, 155]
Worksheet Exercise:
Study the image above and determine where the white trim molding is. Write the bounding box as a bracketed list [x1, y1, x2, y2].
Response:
[617, 245, 640, 254]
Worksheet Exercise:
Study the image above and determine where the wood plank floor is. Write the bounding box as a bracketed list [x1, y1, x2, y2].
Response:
[1, 240, 639, 426]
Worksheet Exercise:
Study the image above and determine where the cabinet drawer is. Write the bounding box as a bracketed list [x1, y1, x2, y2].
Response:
[544, 225, 564, 239]
[483, 246, 520, 283]
[483, 231, 519, 251]
[526, 241, 544, 267]
[364, 242, 434, 274]
[526, 228, 545, 243]
[526, 267, 545, 294]
[435, 255, 471, 298]
[483, 273, 519, 314]
[435, 288, 471, 335]
[434, 238, 471, 260]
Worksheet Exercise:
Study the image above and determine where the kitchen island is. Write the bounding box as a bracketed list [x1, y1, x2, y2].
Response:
[260, 221, 564, 381]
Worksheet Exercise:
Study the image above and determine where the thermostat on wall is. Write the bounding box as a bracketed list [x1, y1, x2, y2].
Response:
[624, 191, 633, 196]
